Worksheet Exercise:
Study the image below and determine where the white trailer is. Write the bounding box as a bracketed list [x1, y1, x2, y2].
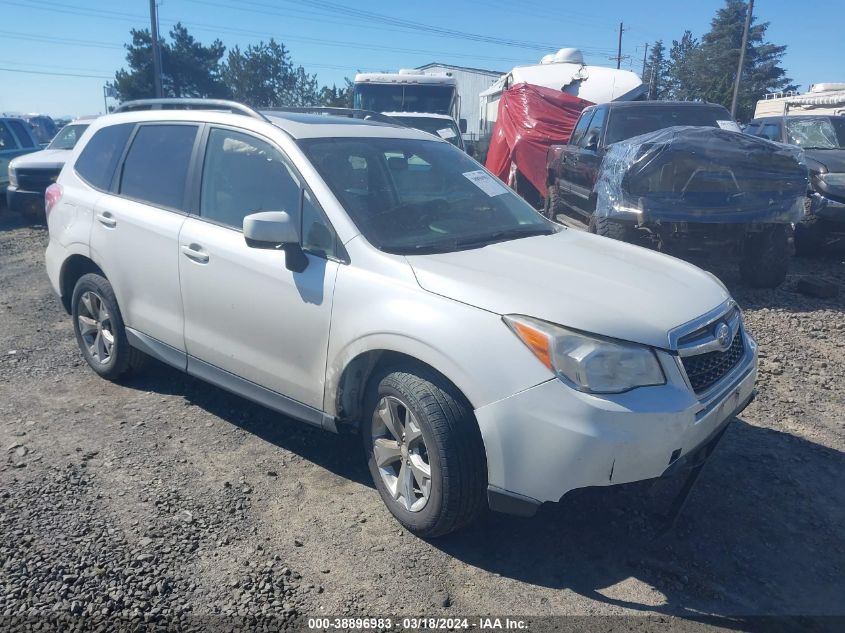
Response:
[754, 83, 845, 119]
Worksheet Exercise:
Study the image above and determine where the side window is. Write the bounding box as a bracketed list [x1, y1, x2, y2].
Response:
[581, 107, 606, 148]
[200, 128, 301, 230]
[7, 120, 36, 148]
[569, 110, 594, 146]
[120, 124, 198, 209]
[75, 123, 134, 190]
[760, 123, 781, 142]
[301, 189, 337, 257]
[0, 122, 17, 150]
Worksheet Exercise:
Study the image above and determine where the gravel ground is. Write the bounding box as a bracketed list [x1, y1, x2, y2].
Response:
[1, 211, 843, 631]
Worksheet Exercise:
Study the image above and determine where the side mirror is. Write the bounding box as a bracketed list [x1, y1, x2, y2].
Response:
[459, 118, 467, 133]
[243, 211, 308, 272]
[584, 131, 599, 151]
[244, 211, 298, 247]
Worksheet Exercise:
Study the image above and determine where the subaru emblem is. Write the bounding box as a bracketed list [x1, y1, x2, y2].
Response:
[716, 322, 731, 350]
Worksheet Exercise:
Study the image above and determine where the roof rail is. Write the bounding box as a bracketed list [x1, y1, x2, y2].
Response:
[260, 107, 401, 126]
[113, 98, 267, 121]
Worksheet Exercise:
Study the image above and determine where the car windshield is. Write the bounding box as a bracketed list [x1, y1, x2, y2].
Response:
[786, 117, 845, 149]
[392, 116, 462, 147]
[353, 84, 455, 115]
[47, 123, 90, 150]
[299, 137, 556, 254]
[605, 106, 731, 145]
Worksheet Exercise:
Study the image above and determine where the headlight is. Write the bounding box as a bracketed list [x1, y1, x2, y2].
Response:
[818, 172, 845, 188]
[504, 314, 665, 394]
[8, 165, 16, 188]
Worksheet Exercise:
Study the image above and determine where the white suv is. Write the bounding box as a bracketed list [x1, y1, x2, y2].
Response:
[45, 99, 758, 537]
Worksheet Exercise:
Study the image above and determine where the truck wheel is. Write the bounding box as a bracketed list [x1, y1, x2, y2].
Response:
[589, 214, 635, 242]
[739, 225, 790, 288]
[71, 273, 147, 380]
[794, 218, 825, 257]
[363, 368, 487, 538]
[543, 185, 565, 220]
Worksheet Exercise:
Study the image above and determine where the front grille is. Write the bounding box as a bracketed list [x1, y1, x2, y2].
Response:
[681, 331, 745, 393]
[16, 168, 60, 192]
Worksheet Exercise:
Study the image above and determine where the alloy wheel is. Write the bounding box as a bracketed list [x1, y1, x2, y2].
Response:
[370, 395, 432, 512]
[77, 291, 114, 365]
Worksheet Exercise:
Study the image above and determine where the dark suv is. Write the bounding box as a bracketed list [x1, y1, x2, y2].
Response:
[746, 115, 845, 253]
[545, 101, 808, 288]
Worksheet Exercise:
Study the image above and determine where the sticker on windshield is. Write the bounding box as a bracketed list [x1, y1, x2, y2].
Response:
[463, 170, 508, 197]
[437, 127, 457, 139]
[716, 120, 741, 132]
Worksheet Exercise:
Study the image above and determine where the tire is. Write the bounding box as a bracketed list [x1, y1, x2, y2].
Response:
[589, 214, 636, 242]
[543, 184, 565, 221]
[71, 273, 147, 380]
[739, 225, 790, 288]
[362, 368, 487, 538]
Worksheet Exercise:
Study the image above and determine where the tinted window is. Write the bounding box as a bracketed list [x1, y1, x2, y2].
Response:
[569, 110, 594, 146]
[200, 128, 301, 229]
[759, 123, 782, 142]
[605, 106, 731, 144]
[581, 107, 606, 148]
[0, 122, 17, 150]
[7, 120, 36, 148]
[75, 123, 134, 190]
[120, 124, 198, 209]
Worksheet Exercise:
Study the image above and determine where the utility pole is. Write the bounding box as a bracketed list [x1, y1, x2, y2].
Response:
[149, 0, 163, 98]
[616, 22, 624, 69]
[730, 0, 754, 119]
[641, 42, 649, 80]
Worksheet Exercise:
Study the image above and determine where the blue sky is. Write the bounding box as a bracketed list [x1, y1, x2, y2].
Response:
[1, 0, 842, 118]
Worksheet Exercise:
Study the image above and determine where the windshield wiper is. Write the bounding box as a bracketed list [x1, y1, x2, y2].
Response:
[455, 226, 556, 248]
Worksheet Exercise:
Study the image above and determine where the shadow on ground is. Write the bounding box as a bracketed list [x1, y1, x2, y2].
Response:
[123, 363, 845, 628]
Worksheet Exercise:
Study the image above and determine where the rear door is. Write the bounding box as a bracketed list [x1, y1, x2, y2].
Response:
[558, 108, 594, 208]
[179, 125, 340, 412]
[90, 122, 200, 354]
[567, 106, 606, 215]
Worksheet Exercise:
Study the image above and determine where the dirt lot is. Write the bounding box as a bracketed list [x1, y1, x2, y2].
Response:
[1, 211, 843, 631]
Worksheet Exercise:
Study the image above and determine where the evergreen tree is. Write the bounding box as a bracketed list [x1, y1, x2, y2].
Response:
[112, 23, 228, 101]
[319, 79, 354, 108]
[665, 31, 700, 101]
[692, 0, 796, 119]
[223, 39, 319, 107]
[643, 40, 668, 100]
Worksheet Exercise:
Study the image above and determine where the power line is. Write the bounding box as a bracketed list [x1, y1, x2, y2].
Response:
[0, 67, 111, 79]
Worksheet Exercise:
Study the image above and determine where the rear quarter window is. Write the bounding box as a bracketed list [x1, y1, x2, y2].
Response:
[0, 122, 17, 150]
[7, 120, 36, 149]
[74, 123, 135, 191]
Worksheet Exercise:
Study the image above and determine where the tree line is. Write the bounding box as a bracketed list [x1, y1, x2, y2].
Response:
[642, 0, 795, 121]
[111, 23, 352, 108]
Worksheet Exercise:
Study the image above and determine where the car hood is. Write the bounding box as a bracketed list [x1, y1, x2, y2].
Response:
[406, 229, 730, 350]
[10, 149, 70, 170]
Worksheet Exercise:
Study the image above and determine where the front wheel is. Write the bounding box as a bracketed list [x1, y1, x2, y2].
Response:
[739, 225, 790, 288]
[363, 369, 487, 538]
[589, 214, 636, 242]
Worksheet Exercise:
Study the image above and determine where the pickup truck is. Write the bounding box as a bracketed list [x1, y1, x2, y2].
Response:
[544, 101, 807, 288]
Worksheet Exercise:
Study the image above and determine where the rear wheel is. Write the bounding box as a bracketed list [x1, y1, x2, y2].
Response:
[363, 368, 487, 538]
[71, 273, 147, 380]
[739, 225, 790, 288]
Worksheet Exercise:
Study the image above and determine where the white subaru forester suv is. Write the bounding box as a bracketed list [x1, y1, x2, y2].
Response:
[45, 99, 757, 537]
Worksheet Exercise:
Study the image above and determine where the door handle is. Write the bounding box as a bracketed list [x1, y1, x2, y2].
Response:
[95, 212, 116, 228]
[181, 244, 209, 264]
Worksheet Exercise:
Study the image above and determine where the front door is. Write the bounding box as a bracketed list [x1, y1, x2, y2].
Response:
[179, 126, 339, 411]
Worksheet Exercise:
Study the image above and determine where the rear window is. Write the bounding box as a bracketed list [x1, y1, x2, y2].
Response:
[119, 124, 198, 210]
[75, 123, 134, 190]
[7, 120, 36, 149]
[605, 106, 732, 145]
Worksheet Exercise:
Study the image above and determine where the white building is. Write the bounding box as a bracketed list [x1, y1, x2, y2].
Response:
[415, 63, 504, 140]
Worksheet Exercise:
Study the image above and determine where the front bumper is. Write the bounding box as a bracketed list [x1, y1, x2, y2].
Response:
[476, 330, 758, 514]
[6, 186, 45, 218]
[807, 191, 845, 223]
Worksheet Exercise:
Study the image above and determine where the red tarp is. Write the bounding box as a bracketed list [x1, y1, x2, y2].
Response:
[485, 82, 593, 197]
